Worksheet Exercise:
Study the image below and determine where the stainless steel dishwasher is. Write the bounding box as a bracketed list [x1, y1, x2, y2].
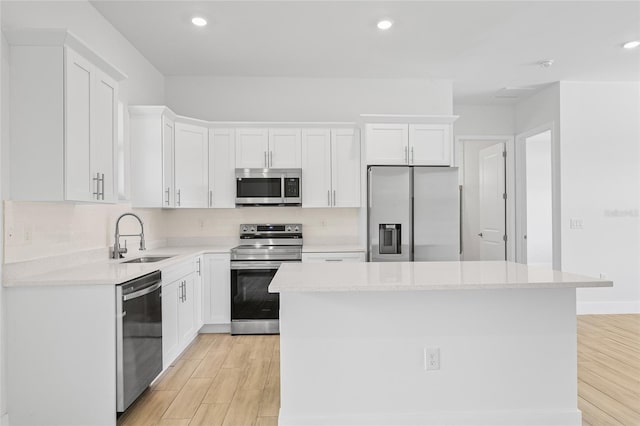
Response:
[116, 270, 163, 412]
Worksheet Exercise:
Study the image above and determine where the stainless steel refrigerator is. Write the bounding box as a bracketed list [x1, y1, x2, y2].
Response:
[368, 166, 460, 262]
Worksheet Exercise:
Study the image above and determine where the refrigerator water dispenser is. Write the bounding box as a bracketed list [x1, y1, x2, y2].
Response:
[379, 224, 401, 254]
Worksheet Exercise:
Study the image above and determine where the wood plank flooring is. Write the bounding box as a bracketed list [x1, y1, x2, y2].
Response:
[578, 314, 640, 425]
[118, 314, 639, 426]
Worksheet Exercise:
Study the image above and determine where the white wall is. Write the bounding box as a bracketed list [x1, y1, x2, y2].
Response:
[165, 76, 453, 122]
[525, 131, 553, 268]
[453, 104, 515, 136]
[560, 82, 640, 314]
[0, 4, 6, 421]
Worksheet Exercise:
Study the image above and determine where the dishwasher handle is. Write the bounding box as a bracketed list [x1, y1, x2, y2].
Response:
[123, 281, 162, 301]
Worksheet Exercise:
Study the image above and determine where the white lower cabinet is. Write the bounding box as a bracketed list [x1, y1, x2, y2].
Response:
[162, 259, 201, 368]
[302, 251, 366, 263]
[202, 253, 231, 326]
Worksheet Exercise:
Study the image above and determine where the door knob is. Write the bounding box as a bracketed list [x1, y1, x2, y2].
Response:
[478, 232, 483, 237]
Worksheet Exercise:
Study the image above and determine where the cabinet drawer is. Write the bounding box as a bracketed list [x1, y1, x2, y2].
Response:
[162, 259, 195, 285]
[302, 252, 366, 263]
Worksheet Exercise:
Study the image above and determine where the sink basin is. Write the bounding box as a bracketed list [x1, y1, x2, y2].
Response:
[121, 256, 173, 264]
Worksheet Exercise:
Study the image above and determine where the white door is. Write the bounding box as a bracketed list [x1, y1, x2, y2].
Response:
[409, 124, 451, 166]
[478, 143, 506, 260]
[64, 48, 93, 202]
[331, 129, 361, 207]
[236, 128, 269, 168]
[178, 274, 196, 343]
[365, 123, 408, 165]
[209, 128, 236, 208]
[269, 128, 301, 168]
[203, 254, 231, 325]
[174, 122, 208, 208]
[91, 69, 117, 203]
[161, 280, 180, 368]
[301, 128, 332, 207]
[162, 116, 175, 207]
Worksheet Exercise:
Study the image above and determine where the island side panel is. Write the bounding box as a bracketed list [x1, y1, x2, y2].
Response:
[279, 288, 580, 426]
[6, 284, 117, 426]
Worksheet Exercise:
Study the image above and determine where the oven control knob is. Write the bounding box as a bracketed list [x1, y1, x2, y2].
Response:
[242, 226, 248, 232]
[286, 226, 292, 232]
[294, 226, 299, 232]
[250, 227, 256, 232]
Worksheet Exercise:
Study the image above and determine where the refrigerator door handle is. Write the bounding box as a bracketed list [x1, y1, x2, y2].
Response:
[368, 168, 373, 208]
[459, 185, 463, 255]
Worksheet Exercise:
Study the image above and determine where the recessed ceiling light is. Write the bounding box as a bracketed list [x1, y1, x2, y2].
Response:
[623, 40, 640, 49]
[191, 17, 207, 27]
[377, 20, 393, 31]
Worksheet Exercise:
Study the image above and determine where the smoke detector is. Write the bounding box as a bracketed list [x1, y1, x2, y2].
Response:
[538, 59, 554, 68]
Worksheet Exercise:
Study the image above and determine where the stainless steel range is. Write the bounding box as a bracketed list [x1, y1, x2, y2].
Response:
[230, 223, 302, 335]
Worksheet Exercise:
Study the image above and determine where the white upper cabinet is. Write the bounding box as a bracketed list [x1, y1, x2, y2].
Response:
[235, 128, 269, 168]
[208, 128, 236, 208]
[236, 127, 301, 169]
[302, 128, 360, 208]
[268, 128, 302, 168]
[130, 107, 176, 208]
[174, 122, 209, 208]
[301, 129, 332, 207]
[7, 30, 125, 203]
[331, 129, 361, 207]
[365, 123, 408, 165]
[366, 120, 454, 166]
[409, 124, 451, 166]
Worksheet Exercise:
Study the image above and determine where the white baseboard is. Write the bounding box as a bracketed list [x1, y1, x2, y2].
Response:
[279, 409, 581, 426]
[199, 323, 231, 333]
[577, 301, 640, 315]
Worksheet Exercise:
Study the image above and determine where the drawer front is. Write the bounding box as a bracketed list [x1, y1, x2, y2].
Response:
[161, 259, 195, 285]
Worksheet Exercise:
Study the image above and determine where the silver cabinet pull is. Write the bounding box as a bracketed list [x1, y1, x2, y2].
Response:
[165, 187, 170, 206]
[411, 147, 414, 164]
[92, 173, 100, 199]
[100, 173, 105, 200]
[176, 189, 181, 206]
[404, 146, 408, 163]
[183, 281, 187, 301]
[209, 190, 213, 207]
[325, 258, 343, 262]
[269, 151, 273, 168]
[197, 258, 201, 276]
[333, 190, 336, 207]
[327, 190, 330, 206]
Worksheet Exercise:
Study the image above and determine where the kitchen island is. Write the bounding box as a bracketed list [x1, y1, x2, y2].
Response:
[269, 261, 611, 426]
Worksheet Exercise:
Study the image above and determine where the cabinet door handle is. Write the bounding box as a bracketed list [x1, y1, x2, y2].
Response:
[327, 190, 330, 206]
[176, 189, 181, 206]
[92, 173, 100, 199]
[404, 146, 408, 163]
[100, 173, 105, 200]
[325, 258, 343, 262]
[269, 151, 273, 167]
[197, 259, 201, 276]
[333, 190, 336, 207]
[411, 147, 414, 164]
[165, 187, 170, 206]
[183, 281, 187, 301]
[209, 190, 213, 207]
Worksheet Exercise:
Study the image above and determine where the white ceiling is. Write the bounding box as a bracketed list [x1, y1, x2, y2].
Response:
[91, 1, 640, 104]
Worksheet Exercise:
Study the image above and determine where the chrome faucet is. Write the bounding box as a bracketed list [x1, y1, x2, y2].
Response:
[112, 213, 146, 259]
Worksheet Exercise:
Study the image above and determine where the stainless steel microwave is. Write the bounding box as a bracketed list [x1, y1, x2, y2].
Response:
[235, 168, 302, 206]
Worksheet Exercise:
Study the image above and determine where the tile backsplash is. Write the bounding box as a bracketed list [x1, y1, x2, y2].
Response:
[3, 201, 361, 263]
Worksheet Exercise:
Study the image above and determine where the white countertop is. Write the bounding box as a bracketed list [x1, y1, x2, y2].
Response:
[269, 260, 612, 292]
[3, 245, 232, 287]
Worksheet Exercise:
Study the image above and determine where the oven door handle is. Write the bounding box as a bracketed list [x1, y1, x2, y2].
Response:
[231, 261, 294, 270]
[122, 281, 162, 301]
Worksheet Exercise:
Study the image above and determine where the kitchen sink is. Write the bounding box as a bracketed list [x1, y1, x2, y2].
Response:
[121, 256, 173, 264]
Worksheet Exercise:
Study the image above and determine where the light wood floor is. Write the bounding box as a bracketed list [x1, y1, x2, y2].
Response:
[119, 314, 639, 426]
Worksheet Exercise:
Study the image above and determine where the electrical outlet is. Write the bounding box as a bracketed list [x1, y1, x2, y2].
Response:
[570, 218, 583, 230]
[599, 272, 608, 280]
[424, 347, 440, 371]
